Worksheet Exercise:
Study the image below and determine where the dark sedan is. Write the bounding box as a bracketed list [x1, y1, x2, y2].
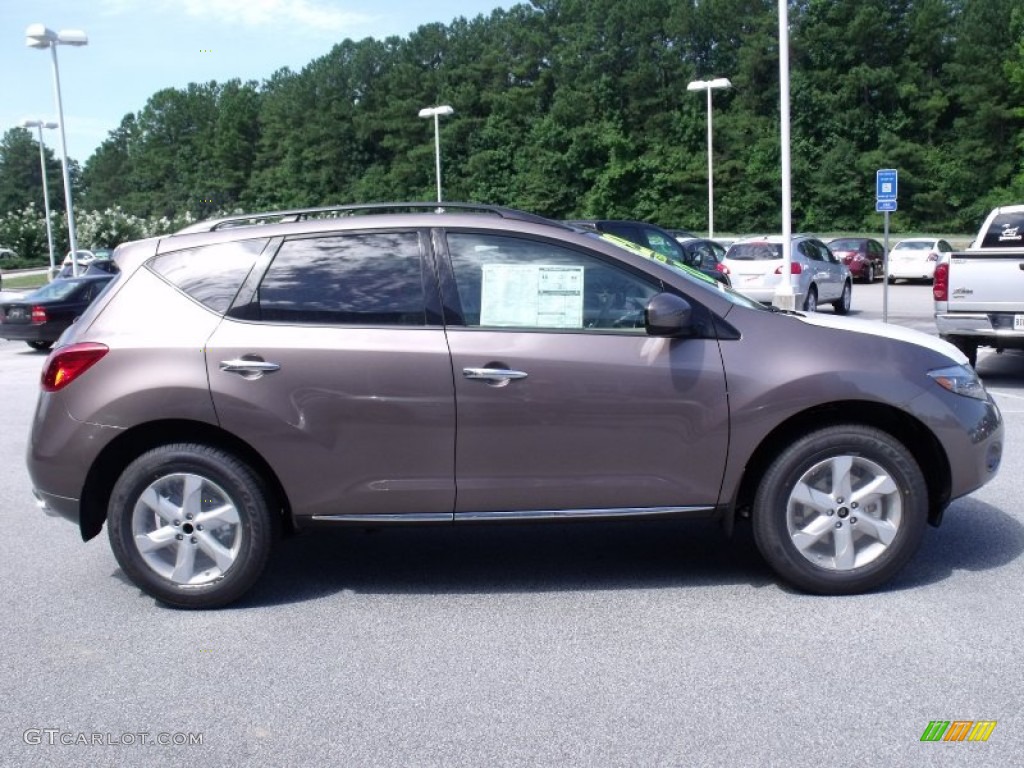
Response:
[827, 237, 885, 283]
[0, 274, 115, 351]
[565, 219, 731, 286]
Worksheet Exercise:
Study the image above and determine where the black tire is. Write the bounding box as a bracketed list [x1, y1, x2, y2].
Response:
[27, 340, 53, 351]
[864, 264, 875, 283]
[802, 286, 818, 313]
[107, 444, 276, 608]
[832, 281, 852, 315]
[752, 425, 928, 595]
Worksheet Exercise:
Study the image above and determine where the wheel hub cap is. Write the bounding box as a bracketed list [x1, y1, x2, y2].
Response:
[130, 472, 243, 586]
[786, 455, 903, 571]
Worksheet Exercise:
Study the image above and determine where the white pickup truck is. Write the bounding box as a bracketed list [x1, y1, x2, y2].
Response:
[933, 203, 1024, 366]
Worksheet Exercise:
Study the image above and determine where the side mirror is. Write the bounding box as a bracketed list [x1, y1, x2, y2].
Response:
[645, 292, 692, 336]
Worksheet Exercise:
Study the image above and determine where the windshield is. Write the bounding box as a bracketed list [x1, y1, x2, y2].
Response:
[894, 241, 934, 251]
[829, 239, 861, 251]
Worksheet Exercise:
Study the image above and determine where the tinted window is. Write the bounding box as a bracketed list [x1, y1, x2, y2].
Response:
[151, 238, 267, 313]
[895, 241, 933, 251]
[726, 243, 782, 260]
[255, 232, 427, 326]
[641, 229, 683, 260]
[829, 239, 862, 251]
[980, 213, 1024, 248]
[27, 279, 92, 301]
[446, 233, 659, 331]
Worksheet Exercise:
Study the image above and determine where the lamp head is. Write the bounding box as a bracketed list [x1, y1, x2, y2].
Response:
[26, 23, 57, 48]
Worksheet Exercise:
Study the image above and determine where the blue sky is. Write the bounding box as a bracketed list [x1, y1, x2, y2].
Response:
[1, 0, 513, 164]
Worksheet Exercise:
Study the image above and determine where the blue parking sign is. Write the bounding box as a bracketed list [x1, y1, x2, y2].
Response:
[876, 169, 898, 201]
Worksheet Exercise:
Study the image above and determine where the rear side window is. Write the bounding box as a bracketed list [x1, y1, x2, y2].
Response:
[254, 232, 428, 326]
[980, 213, 1024, 247]
[150, 238, 267, 313]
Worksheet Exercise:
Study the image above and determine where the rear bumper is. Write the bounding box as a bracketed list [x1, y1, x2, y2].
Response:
[935, 313, 1024, 341]
[0, 324, 55, 342]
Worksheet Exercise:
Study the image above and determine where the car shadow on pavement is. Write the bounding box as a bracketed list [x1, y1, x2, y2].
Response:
[890, 497, 1024, 591]
[976, 349, 1024, 381]
[238, 518, 777, 608]
[233, 496, 1023, 608]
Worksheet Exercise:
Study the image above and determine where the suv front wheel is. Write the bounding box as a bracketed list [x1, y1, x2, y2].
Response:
[752, 425, 927, 595]
[107, 444, 276, 608]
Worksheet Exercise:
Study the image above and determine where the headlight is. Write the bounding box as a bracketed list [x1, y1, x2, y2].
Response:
[928, 365, 989, 401]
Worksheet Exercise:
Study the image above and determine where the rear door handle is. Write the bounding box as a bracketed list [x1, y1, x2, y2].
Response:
[219, 358, 281, 379]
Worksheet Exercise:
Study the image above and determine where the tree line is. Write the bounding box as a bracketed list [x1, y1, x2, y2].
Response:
[2, 0, 1023, 258]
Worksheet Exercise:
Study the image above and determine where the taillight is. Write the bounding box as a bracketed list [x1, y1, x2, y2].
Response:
[774, 263, 803, 274]
[717, 263, 730, 275]
[41, 342, 109, 393]
[31, 306, 47, 325]
[933, 262, 949, 301]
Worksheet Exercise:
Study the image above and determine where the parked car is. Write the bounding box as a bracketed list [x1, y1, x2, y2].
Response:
[0, 247, 17, 259]
[827, 237, 885, 283]
[887, 238, 953, 283]
[676, 237, 729, 280]
[0, 274, 115, 350]
[721, 235, 852, 313]
[63, 249, 96, 266]
[566, 219, 730, 286]
[27, 202, 1002, 608]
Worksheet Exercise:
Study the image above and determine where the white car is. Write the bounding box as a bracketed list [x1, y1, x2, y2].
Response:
[887, 238, 953, 283]
[721, 235, 852, 313]
[62, 249, 96, 267]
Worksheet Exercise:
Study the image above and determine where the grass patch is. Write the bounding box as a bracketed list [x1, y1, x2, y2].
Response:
[2, 272, 48, 291]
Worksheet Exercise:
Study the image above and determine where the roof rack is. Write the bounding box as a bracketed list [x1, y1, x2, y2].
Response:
[172, 202, 561, 234]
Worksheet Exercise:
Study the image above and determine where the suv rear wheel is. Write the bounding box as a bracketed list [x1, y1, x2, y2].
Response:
[802, 286, 818, 313]
[832, 281, 852, 315]
[752, 425, 927, 594]
[107, 444, 276, 608]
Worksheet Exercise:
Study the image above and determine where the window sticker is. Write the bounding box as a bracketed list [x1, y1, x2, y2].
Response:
[479, 264, 584, 328]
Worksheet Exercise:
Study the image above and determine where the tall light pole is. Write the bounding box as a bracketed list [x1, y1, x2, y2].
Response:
[418, 105, 454, 203]
[26, 23, 88, 276]
[686, 77, 731, 240]
[22, 119, 60, 277]
[773, 0, 795, 310]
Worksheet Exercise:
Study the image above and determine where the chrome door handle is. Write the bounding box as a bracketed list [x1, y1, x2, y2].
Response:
[219, 358, 281, 379]
[462, 367, 528, 384]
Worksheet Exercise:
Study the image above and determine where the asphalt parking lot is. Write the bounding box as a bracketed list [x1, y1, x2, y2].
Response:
[2, 279, 1022, 766]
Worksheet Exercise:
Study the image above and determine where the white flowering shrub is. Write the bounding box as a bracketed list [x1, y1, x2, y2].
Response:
[76, 207, 148, 249]
[0, 207, 209, 264]
[0, 204, 53, 266]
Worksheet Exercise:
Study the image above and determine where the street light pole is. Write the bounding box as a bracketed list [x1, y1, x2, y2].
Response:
[686, 77, 731, 240]
[22, 119, 59, 277]
[418, 105, 454, 203]
[26, 24, 88, 277]
[773, 0, 795, 310]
